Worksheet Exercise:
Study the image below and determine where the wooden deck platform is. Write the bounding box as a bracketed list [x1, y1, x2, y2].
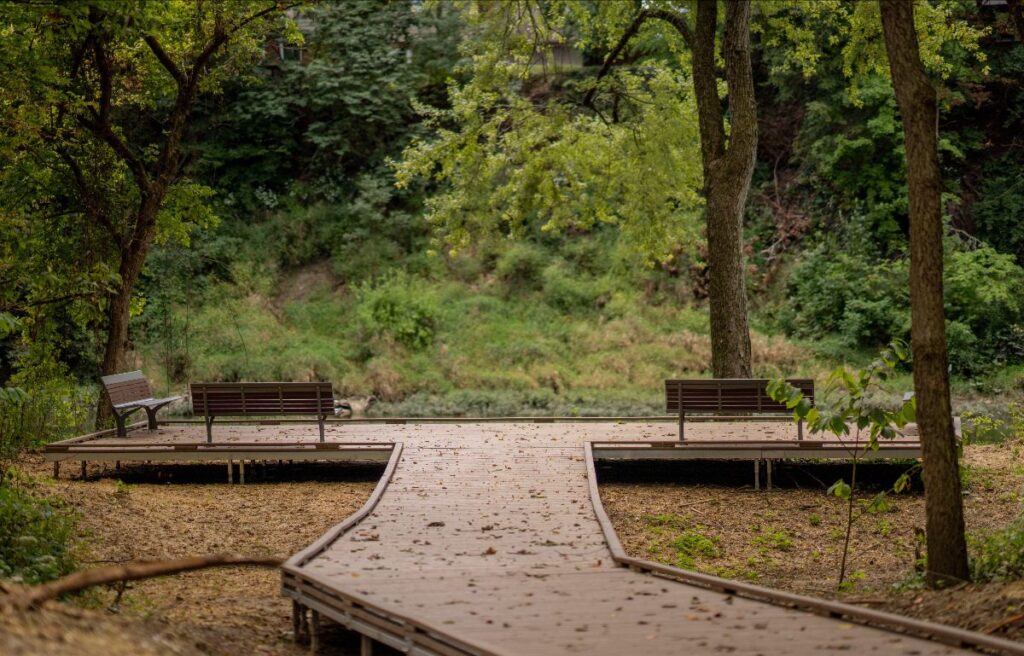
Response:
[269, 421, 1020, 655]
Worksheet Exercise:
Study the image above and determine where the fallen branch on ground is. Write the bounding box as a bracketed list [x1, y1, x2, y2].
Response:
[4, 553, 283, 610]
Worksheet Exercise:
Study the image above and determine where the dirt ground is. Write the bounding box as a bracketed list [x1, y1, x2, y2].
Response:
[602, 440, 1024, 642]
[3, 441, 1023, 652]
[2, 455, 377, 656]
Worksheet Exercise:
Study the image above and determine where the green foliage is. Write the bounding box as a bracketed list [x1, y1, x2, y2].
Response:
[0, 479, 77, 585]
[671, 528, 720, 569]
[356, 272, 438, 350]
[780, 243, 1024, 375]
[752, 528, 794, 552]
[0, 359, 94, 479]
[970, 514, 1024, 582]
[495, 243, 550, 293]
[396, 3, 704, 262]
[973, 153, 1024, 263]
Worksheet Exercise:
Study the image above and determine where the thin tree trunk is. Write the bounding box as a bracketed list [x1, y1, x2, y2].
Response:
[879, 0, 969, 588]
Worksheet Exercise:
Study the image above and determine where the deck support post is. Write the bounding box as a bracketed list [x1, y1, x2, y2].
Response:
[227, 460, 233, 484]
[361, 634, 373, 656]
[309, 609, 321, 654]
[753, 459, 760, 491]
[53, 462, 59, 479]
[766, 459, 773, 491]
[81, 460, 87, 480]
[239, 460, 245, 485]
[292, 601, 307, 644]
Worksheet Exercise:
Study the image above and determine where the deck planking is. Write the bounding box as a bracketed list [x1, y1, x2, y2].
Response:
[279, 422, 994, 655]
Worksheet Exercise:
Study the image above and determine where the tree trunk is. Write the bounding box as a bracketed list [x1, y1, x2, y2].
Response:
[95, 203, 161, 429]
[879, 0, 969, 588]
[693, 0, 755, 378]
[1007, 0, 1024, 44]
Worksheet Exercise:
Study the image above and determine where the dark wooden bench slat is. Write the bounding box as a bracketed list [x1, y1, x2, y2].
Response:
[665, 378, 814, 441]
[190, 382, 333, 443]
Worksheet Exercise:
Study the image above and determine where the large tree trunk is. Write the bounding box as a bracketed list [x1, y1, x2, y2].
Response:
[693, 0, 755, 378]
[880, 0, 969, 588]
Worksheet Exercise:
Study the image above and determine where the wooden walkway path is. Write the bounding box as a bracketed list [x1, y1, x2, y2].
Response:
[281, 422, 1020, 655]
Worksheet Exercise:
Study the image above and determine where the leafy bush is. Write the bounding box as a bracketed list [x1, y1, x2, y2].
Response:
[494, 243, 549, 293]
[780, 245, 908, 346]
[970, 514, 1024, 582]
[0, 482, 77, 585]
[541, 264, 605, 313]
[1, 362, 94, 478]
[356, 271, 438, 349]
[781, 244, 1024, 374]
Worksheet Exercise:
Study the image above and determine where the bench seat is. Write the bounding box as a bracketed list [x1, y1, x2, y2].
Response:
[102, 371, 182, 436]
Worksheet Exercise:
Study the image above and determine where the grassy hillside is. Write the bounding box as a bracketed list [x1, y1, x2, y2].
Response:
[135, 237, 819, 416]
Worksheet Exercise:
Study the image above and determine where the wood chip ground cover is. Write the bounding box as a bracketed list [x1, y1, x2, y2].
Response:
[602, 441, 1024, 642]
[2, 455, 376, 656]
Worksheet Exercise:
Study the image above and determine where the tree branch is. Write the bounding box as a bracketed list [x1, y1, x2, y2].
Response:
[6, 554, 283, 610]
[143, 35, 185, 85]
[57, 148, 123, 246]
[582, 8, 692, 110]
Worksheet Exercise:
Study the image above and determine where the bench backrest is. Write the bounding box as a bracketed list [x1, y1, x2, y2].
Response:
[665, 378, 814, 414]
[190, 382, 334, 417]
[101, 371, 153, 406]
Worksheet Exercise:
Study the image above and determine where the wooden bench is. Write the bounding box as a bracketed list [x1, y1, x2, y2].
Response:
[190, 382, 334, 443]
[665, 378, 814, 441]
[101, 371, 182, 437]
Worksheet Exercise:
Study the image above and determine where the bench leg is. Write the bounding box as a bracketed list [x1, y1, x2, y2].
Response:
[81, 460, 87, 480]
[319, 416, 325, 443]
[754, 459, 760, 491]
[53, 462, 59, 479]
[767, 459, 773, 491]
[114, 413, 127, 437]
[239, 460, 245, 485]
[227, 460, 233, 484]
[678, 409, 685, 442]
[361, 634, 373, 656]
[145, 407, 159, 430]
[205, 416, 214, 443]
[798, 419, 804, 441]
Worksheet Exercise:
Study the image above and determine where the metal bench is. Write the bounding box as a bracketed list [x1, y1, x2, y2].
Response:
[665, 378, 814, 441]
[101, 371, 182, 437]
[190, 382, 334, 443]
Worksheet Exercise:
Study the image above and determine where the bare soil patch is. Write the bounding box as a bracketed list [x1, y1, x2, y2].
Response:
[601, 441, 1024, 642]
[3, 455, 377, 655]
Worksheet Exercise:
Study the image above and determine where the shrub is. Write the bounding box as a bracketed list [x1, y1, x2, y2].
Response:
[970, 514, 1024, 582]
[0, 482, 77, 585]
[781, 243, 1024, 374]
[356, 271, 438, 349]
[780, 246, 907, 347]
[1, 361, 94, 478]
[541, 264, 605, 313]
[494, 242, 549, 293]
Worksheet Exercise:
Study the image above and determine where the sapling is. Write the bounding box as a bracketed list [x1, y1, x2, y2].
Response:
[768, 341, 916, 588]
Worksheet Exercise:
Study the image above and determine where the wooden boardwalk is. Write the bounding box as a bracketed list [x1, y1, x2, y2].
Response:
[278, 422, 1021, 655]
